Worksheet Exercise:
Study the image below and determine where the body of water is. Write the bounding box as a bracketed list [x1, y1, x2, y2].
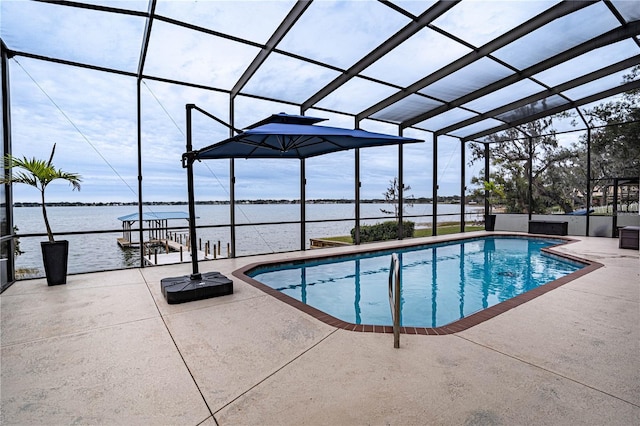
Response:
[12, 203, 482, 278]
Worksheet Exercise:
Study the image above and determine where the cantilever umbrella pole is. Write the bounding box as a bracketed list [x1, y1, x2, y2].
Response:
[158, 105, 234, 305]
[185, 105, 200, 279]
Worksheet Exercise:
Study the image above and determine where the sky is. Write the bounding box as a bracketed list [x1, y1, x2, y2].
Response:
[2, 0, 631, 203]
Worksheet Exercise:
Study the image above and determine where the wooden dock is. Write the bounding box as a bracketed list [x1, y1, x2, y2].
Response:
[309, 238, 352, 249]
[117, 237, 138, 248]
[141, 238, 229, 266]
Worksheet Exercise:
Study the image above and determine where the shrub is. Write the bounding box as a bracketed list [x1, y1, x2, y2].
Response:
[351, 220, 415, 243]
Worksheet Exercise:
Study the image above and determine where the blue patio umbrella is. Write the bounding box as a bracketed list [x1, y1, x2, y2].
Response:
[163, 110, 423, 304]
[191, 113, 423, 160]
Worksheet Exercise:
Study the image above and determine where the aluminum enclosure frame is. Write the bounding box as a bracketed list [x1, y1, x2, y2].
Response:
[1, 0, 639, 285]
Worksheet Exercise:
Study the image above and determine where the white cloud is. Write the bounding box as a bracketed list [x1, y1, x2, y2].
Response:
[154, 0, 296, 45]
[432, 0, 558, 48]
[7, 0, 608, 206]
[241, 53, 340, 103]
[2, 0, 145, 71]
[278, 0, 410, 69]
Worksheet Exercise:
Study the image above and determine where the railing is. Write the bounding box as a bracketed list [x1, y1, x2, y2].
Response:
[11, 209, 481, 279]
[388, 253, 401, 349]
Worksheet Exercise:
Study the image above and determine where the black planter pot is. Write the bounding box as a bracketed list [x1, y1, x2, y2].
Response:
[485, 214, 497, 231]
[40, 240, 69, 286]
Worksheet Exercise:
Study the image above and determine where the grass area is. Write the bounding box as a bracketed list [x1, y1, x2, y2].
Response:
[415, 224, 484, 237]
[321, 223, 484, 244]
[322, 235, 353, 244]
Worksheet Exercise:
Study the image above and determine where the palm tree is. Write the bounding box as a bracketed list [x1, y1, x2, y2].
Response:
[1, 144, 81, 242]
[483, 180, 504, 215]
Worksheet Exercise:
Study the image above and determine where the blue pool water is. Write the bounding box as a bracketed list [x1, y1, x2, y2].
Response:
[248, 236, 584, 328]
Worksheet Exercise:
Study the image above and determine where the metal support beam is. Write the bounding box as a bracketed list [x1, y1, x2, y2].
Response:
[398, 133, 404, 240]
[612, 178, 619, 238]
[1, 40, 15, 288]
[135, 0, 156, 268]
[303, 0, 458, 111]
[300, 158, 306, 251]
[355, 148, 361, 245]
[403, 18, 639, 129]
[528, 136, 533, 220]
[437, 55, 640, 135]
[229, 158, 236, 257]
[432, 134, 438, 236]
[460, 139, 465, 232]
[229, 100, 236, 257]
[231, 1, 311, 98]
[137, 0, 156, 77]
[359, 0, 595, 122]
[586, 127, 591, 236]
[462, 80, 640, 142]
[136, 80, 144, 268]
[484, 143, 490, 219]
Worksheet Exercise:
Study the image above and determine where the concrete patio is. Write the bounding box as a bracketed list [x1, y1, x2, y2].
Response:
[1, 232, 638, 425]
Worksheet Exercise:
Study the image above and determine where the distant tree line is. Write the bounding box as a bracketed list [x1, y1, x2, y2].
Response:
[12, 196, 468, 208]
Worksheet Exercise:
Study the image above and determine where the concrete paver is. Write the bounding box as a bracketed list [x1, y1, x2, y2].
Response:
[216, 331, 638, 425]
[1, 281, 158, 345]
[163, 293, 335, 412]
[1, 234, 638, 424]
[1, 318, 210, 425]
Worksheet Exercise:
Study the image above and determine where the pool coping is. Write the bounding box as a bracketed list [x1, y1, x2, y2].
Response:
[233, 233, 604, 335]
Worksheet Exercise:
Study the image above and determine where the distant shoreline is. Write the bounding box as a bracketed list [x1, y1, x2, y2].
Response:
[13, 196, 474, 208]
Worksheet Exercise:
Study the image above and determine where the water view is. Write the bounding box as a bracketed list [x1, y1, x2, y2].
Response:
[12, 203, 483, 278]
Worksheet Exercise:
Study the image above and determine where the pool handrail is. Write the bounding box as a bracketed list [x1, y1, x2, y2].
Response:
[388, 253, 401, 348]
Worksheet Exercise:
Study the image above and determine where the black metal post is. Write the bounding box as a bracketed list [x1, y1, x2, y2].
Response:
[300, 158, 306, 251]
[528, 136, 533, 220]
[398, 133, 404, 240]
[460, 139, 466, 232]
[1, 41, 16, 289]
[185, 104, 200, 279]
[612, 177, 619, 237]
[136, 0, 155, 269]
[355, 148, 361, 245]
[586, 127, 591, 236]
[136, 79, 145, 268]
[229, 100, 236, 257]
[484, 143, 490, 218]
[432, 134, 438, 236]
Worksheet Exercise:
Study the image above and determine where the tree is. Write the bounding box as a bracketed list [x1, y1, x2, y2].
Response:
[582, 66, 640, 181]
[469, 118, 582, 213]
[380, 177, 414, 219]
[483, 180, 504, 215]
[469, 67, 639, 215]
[1, 144, 82, 241]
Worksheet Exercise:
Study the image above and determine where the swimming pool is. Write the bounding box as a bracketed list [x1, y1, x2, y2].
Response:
[238, 236, 599, 333]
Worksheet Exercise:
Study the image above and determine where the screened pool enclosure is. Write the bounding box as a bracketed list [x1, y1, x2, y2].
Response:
[1, 0, 639, 289]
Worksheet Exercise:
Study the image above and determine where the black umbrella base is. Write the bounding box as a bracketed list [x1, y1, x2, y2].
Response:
[161, 271, 233, 304]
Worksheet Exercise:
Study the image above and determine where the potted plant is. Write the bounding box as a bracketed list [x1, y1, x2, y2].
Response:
[483, 180, 504, 231]
[1, 144, 82, 285]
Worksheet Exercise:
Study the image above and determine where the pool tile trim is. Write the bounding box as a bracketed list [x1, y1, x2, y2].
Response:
[233, 234, 603, 335]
